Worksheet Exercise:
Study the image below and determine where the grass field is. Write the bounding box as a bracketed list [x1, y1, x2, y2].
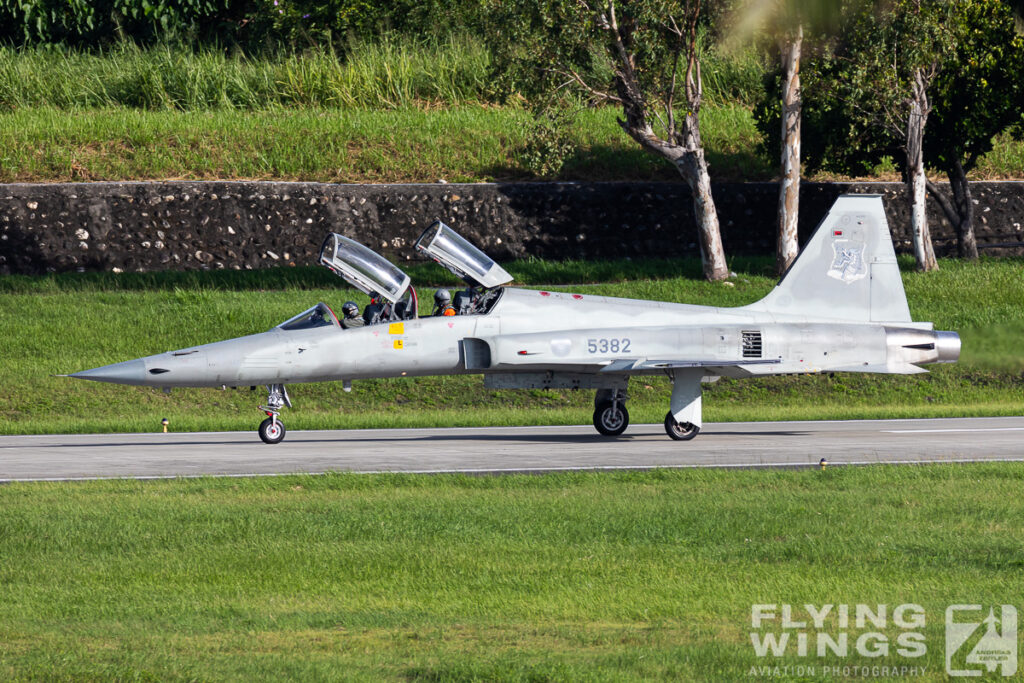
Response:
[2, 256, 1021, 436]
[4, 104, 1022, 183]
[0, 465, 1022, 680]
[0, 103, 773, 183]
[0, 39, 495, 110]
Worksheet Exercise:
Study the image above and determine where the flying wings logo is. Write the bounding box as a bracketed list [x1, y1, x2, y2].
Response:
[946, 605, 1017, 677]
[827, 238, 867, 284]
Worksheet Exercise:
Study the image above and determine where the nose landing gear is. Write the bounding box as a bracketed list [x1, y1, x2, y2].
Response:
[258, 384, 291, 444]
[593, 388, 629, 436]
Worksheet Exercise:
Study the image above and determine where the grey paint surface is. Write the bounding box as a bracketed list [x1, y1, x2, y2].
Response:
[2, 417, 1022, 481]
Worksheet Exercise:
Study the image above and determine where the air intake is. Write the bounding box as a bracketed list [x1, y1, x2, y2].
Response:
[741, 331, 763, 359]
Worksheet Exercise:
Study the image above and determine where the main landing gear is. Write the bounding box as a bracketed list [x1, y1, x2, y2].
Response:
[591, 372, 705, 440]
[258, 383, 291, 444]
[665, 369, 703, 441]
[593, 388, 629, 436]
[664, 412, 700, 440]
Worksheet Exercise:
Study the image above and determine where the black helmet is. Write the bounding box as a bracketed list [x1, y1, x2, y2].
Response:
[434, 288, 451, 304]
[342, 301, 359, 316]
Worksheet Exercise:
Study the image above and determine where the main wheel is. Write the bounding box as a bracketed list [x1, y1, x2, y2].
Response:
[664, 412, 699, 441]
[258, 417, 286, 444]
[593, 401, 629, 436]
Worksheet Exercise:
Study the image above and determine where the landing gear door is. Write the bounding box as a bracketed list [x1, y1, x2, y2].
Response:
[415, 222, 513, 289]
[318, 233, 411, 303]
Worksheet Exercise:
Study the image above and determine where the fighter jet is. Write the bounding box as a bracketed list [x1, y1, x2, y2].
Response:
[68, 195, 960, 443]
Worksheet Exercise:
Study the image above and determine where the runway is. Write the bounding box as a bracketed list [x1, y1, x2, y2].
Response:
[1, 416, 1022, 482]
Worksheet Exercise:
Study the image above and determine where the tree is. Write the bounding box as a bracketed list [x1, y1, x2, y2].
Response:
[780, 0, 950, 271]
[857, 0, 951, 271]
[774, 19, 802, 275]
[924, 0, 1024, 259]
[486, 0, 730, 281]
[731, 1, 846, 275]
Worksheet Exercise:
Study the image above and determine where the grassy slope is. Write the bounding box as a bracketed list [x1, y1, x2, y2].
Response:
[1, 257, 1021, 435]
[0, 466, 1022, 680]
[0, 104, 775, 183]
[3, 104, 1022, 183]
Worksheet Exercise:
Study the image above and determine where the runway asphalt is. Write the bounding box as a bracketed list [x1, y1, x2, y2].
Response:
[1, 416, 1022, 482]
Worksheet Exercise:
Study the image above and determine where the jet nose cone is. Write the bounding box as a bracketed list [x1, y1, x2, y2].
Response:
[70, 359, 148, 385]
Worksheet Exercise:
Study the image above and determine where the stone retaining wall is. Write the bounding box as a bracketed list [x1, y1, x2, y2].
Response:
[1, 181, 1021, 274]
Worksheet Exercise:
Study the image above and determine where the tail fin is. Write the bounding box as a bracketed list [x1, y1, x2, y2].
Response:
[745, 194, 912, 323]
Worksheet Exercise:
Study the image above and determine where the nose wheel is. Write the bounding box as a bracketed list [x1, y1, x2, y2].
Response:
[257, 384, 291, 444]
[593, 387, 629, 436]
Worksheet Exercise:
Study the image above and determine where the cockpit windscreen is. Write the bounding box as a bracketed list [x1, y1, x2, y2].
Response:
[278, 302, 339, 331]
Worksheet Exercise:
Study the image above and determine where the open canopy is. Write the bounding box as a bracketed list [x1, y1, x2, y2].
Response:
[319, 234, 411, 303]
[415, 222, 513, 289]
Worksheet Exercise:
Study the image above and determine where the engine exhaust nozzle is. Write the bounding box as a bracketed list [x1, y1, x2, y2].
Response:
[934, 330, 961, 363]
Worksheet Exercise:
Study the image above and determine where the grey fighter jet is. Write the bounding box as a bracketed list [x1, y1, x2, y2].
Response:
[69, 195, 960, 444]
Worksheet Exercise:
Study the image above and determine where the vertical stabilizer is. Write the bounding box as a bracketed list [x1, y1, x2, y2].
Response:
[744, 195, 912, 323]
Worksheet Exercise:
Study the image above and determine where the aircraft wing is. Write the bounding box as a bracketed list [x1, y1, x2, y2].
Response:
[599, 358, 781, 373]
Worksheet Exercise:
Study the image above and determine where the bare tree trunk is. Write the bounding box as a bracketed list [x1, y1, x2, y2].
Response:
[948, 158, 978, 259]
[906, 68, 938, 271]
[678, 147, 728, 280]
[776, 25, 802, 275]
[618, 115, 729, 281]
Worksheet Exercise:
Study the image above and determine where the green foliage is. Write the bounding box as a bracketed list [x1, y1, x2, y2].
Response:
[760, 0, 1024, 180]
[266, 0, 485, 50]
[0, 0, 488, 52]
[517, 100, 579, 178]
[0, 0, 233, 47]
[925, 0, 1024, 175]
[758, 0, 953, 176]
[481, 0, 601, 100]
[484, 1, 751, 106]
[698, 39, 767, 107]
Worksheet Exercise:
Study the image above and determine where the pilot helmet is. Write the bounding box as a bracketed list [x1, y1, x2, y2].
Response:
[434, 289, 451, 305]
[342, 301, 359, 316]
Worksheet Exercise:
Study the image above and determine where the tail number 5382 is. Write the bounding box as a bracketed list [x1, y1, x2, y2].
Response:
[587, 338, 631, 354]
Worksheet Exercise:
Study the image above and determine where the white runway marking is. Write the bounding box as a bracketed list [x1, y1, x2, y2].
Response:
[6, 457, 1024, 483]
[883, 427, 1024, 434]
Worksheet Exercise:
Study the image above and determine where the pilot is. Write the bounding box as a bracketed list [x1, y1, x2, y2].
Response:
[340, 301, 365, 329]
[433, 289, 456, 317]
